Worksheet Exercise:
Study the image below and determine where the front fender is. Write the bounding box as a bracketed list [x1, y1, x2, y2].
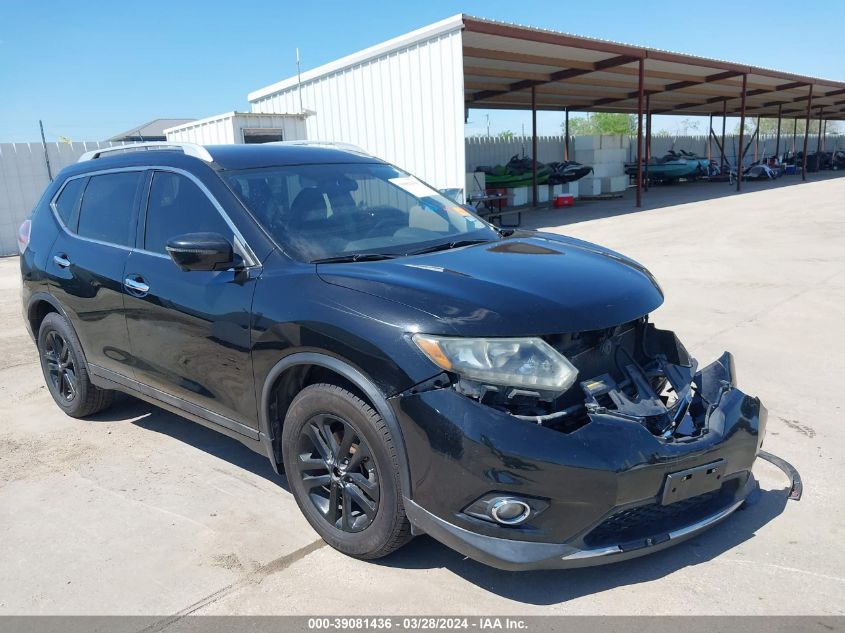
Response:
[258, 351, 412, 495]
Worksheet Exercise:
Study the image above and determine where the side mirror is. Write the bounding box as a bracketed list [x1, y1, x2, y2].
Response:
[166, 232, 237, 272]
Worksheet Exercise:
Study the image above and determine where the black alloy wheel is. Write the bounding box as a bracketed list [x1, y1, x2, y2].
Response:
[295, 413, 380, 533]
[281, 383, 411, 559]
[37, 312, 114, 418]
[42, 330, 77, 402]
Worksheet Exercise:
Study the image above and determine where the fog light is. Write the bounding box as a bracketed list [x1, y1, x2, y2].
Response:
[490, 499, 531, 525]
[463, 493, 547, 526]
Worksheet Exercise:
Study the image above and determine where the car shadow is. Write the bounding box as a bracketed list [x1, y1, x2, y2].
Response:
[86, 394, 290, 491]
[374, 486, 789, 604]
[89, 395, 790, 605]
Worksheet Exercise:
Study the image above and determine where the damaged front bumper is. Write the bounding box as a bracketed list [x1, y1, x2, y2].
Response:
[392, 352, 766, 571]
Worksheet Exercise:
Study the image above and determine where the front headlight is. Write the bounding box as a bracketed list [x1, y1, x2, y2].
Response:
[412, 334, 578, 393]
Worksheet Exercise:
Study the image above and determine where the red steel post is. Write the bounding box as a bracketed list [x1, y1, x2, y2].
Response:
[720, 99, 728, 170]
[531, 86, 538, 206]
[802, 84, 814, 181]
[636, 58, 644, 207]
[737, 74, 747, 192]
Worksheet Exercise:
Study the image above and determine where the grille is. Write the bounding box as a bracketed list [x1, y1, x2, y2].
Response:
[584, 483, 736, 548]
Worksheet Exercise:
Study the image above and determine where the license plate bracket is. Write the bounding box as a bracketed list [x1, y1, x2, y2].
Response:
[661, 460, 726, 505]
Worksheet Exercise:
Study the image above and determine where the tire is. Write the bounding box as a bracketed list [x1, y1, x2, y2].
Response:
[282, 383, 411, 559]
[37, 312, 114, 418]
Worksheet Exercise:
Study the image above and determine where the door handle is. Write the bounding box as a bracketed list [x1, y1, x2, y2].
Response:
[124, 276, 150, 295]
[53, 254, 71, 269]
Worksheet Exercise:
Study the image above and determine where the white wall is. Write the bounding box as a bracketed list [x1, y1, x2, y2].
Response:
[0, 141, 121, 256]
[250, 26, 466, 194]
[647, 134, 844, 165]
[166, 113, 307, 144]
[466, 136, 571, 171]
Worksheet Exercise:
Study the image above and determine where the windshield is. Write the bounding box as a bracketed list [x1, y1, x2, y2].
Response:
[223, 163, 498, 262]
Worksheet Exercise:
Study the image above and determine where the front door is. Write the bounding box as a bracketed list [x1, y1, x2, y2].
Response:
[123, 170, 259, 431]
[47, 170, 145, 378]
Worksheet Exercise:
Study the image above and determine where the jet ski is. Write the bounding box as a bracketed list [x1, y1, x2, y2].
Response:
[625, 151, 701, 182]
[726, 162, 779, 183]
[676, 149, 714, 175]
[479, 154, 552, 188]
[547, 161, 594, 184]
[749, 157, 784, 178]
[743, 164, 779, 181]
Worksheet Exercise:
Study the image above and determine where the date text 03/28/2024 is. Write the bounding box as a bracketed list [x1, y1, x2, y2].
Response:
[306, 617, 528, 630]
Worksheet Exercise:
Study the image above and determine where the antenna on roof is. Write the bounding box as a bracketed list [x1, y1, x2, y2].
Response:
[296, 48, 303, 115]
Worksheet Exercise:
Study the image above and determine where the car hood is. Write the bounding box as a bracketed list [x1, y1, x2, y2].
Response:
[317, 233, 664, 336]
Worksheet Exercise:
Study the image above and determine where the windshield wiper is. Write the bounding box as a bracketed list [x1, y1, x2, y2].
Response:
[311, 253, 398, 264]
[406, 238, 494, 256]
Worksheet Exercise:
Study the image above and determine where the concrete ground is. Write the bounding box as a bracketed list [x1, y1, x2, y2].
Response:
[1, 174, 843, 616]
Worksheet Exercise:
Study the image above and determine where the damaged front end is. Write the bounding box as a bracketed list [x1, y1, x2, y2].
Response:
[398, 316, 766, 570]
[449, 317, 744, 444]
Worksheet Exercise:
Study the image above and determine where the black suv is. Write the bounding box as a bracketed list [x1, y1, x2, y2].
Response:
[19, 142, 765, 570]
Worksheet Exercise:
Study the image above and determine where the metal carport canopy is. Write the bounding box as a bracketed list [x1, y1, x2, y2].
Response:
[462, 16, 845, 119]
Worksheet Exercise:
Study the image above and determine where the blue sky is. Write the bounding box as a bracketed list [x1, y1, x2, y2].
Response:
[2, 1, 843, 142]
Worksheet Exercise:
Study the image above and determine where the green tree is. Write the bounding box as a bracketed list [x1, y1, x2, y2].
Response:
[592, 113, 636, 135]
[563, 113, 636, 136]
[567, 115, 595, 136]
[497, 130, 515, 141]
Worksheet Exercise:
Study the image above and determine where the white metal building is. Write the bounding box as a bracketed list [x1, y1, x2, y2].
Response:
[249, 15, 466, 194]
[165, 112, 308, 145]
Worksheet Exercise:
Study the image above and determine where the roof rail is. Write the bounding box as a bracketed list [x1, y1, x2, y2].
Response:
[78, 142, 214, 163]
[270, 140, 371, 156]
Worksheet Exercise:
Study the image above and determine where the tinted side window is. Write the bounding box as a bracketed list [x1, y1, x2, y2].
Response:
[144, 172, 231, 255]
[54, 177, 87, 229]
[77, 172, 142, 246]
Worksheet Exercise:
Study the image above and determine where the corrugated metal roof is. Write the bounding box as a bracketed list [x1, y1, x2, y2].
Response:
[461, 16, 845, 119]
[162, 111, 306, 135]
[463, 15, 845, 85]
[106, 118, 197, 142]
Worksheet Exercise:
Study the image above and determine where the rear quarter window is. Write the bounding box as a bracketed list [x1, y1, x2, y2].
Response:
[53, 177, 86, 230]
[77, 172, 143, 246]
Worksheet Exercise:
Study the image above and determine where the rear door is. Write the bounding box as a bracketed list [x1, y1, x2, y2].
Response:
[47, 169, 145, 378]
[123, 169, 260, 431]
